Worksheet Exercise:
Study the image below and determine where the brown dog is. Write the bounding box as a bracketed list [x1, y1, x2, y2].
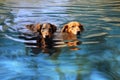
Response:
[61, 21, 84, 35]
[26, 23, 57, 39]
[25, 23, 57, 52]
[56, 21, 84, 50]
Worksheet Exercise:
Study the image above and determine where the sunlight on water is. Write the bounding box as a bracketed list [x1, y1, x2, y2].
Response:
[0, 0, 120, 80]
[83, 32, 108, 38]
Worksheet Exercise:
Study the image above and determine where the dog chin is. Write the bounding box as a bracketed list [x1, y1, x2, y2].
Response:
[42, 35, 46, 38]
[43, 35, 48, 38]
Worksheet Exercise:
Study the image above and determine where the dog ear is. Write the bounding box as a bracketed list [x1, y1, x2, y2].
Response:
[35, 23, 42, 35]
[35, 24, 41, 32]
[79, 24, 84, 32]
[61, 24, 68, 32]
[26, 24, 42, 33]
[51, 24, 57, 33]
[26, 24, 35, 31]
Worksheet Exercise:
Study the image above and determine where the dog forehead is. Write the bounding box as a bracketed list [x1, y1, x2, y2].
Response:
[68, 22, 80, 26]
[42, 23, 51, 28]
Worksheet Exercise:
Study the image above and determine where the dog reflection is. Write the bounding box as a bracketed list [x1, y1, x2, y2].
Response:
[24, 33, 81, 56]
[61, 32, 81, 50]
[65, 40, 81, 50]
[24, 37, 55, 55]
[36, 36, 55, 53]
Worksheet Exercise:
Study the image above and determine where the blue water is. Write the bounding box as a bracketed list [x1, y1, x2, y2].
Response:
[0, 0, 120, 80]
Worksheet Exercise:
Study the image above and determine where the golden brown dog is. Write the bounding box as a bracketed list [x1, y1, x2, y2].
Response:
[61, 21, 84, 35]
[56, 21, 84, 50]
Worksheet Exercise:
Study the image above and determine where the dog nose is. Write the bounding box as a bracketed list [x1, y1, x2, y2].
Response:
[46, 35, 49, 38]
[76, 41, 81, 45]
[77, 31, 80, 35]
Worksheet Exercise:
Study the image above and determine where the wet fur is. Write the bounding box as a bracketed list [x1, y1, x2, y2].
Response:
[61, 21, 84, 35]
[60, 21, 84, 50]
[25, 23, 57, 53]
[26, 23, 57, 39]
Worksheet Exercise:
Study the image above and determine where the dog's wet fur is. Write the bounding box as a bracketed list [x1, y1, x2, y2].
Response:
[61, 21, 84, 35]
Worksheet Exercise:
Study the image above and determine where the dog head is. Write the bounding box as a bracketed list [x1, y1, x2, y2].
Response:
[61, 21, 84, 35]
[26, 23, 57, 39]
[39, 23, 57, 38]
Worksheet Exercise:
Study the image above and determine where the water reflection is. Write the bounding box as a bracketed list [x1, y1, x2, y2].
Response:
[0, 0, 120, 80]
[17, 30, 82, 55]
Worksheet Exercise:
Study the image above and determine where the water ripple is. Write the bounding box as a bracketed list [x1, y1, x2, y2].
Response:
[83, 32, 108, 38]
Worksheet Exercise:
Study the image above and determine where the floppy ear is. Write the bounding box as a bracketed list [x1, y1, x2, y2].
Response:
[35, 23, 42, 35]
[79, 24, 84, 32]
[26, 23, 41, 33]
[50, 24, 57, 33]
[61, 24, 68, 32]
[26, 24, 35, 31]
[35, 24, 41, 32]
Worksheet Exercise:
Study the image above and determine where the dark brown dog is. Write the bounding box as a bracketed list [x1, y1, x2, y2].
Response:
[61, 21, 84, 35]
[25, 23, 57, 53]
[26, 23, 57, 39]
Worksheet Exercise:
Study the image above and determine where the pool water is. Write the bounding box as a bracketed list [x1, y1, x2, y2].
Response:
[0, 0, 120, 80]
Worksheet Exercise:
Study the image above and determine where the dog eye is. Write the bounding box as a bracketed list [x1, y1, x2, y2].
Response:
[49, 28, 52, 31]
[42, 28, 45, 30]
[71, 26, 74, 28]
[41, 28, 45, 32]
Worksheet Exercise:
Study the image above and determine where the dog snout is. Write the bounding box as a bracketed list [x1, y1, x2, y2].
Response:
[42, 32, 49, 38]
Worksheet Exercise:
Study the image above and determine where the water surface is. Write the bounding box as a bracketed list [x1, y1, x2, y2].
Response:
[0, 0, 120, 80]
